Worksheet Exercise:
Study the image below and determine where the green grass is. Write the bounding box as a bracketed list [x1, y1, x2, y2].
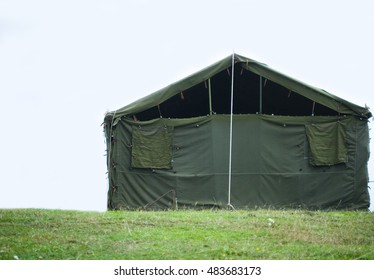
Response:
[0, 209, 373, 260]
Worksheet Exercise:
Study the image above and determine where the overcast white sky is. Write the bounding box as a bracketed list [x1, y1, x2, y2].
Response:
[0, 0, 373, 211]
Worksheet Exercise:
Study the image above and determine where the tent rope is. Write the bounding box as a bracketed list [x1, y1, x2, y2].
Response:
[228, 53, 235, 210]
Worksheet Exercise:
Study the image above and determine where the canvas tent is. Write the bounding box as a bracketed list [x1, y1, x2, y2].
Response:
[104, 54, 371, 210]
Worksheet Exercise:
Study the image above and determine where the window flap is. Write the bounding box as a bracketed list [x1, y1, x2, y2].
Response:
[131, 126, 173, 169]
[305, 122, 347, 166]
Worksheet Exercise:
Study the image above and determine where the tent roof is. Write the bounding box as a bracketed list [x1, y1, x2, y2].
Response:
[106, 54, 371, 119]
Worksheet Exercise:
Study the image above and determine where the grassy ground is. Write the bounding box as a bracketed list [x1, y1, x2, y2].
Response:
[0, 209, 373, 260]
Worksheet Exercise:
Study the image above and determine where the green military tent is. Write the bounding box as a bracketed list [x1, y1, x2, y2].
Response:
[104, 54, 371, 210]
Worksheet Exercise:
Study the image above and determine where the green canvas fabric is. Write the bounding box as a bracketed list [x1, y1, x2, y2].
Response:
[104, 54, 371, 210]
[305, 122, 348, 166]
[106, 115, 370, 210]
[131, 126, 173, 169]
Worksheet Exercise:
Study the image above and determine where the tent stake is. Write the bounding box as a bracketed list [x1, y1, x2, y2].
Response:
[228, 53, 235, 209]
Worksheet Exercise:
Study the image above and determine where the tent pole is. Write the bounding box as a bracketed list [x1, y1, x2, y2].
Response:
[208, 78, 213, 114]
[259, 76, 263, 114]
[228, 53, 235, 210]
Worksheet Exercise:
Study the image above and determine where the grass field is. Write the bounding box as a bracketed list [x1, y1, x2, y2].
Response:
[0, 209, 373, 260]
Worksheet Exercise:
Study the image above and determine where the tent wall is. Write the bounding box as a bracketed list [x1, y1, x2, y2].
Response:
[106, 114, 370, 210]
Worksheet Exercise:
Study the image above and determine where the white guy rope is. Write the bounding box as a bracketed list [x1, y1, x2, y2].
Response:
[228, 53, 235, 210]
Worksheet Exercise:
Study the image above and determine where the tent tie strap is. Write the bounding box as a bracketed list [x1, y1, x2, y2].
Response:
[143, 189, 177, 210]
